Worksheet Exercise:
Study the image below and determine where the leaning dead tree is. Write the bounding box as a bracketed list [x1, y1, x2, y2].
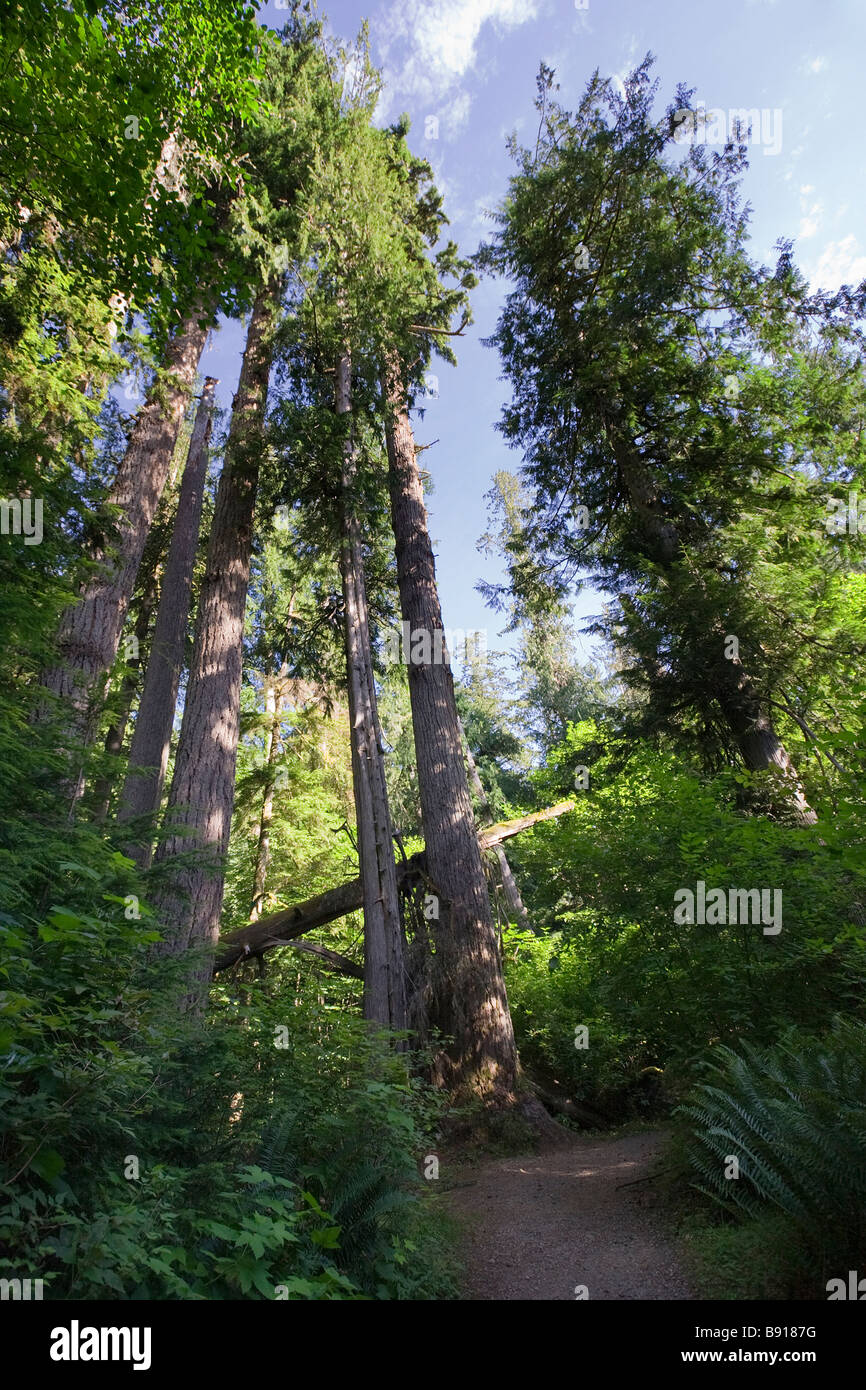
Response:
[213, 800, 574, 974]
[459, 718, 534, 935]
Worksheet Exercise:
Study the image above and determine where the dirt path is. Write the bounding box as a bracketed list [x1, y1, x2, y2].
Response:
[446, 1128, 692, 1301]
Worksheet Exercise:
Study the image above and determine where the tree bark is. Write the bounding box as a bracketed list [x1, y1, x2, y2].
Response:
[90, 583, 157, 823]
[382, 361, 519, 1101]
[117, 377, 217, 863]
[337, 349, 407, 1034]
[153, 285, 277, 970]
[42, 308, 209, 753]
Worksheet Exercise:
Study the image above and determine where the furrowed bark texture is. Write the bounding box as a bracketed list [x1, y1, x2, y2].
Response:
[153, 287, 276, 967]
[43, 310, 208, 737]
[383, 363, 519, 1100]
[118, 377, 217, 864]
[337, 349, 407, 1034]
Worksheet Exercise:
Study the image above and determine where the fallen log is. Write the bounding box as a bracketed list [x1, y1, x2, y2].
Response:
[213, 799, 574, 974]
[214, 876, 369, 973]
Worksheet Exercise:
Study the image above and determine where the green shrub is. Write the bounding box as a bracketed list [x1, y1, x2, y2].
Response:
[505, 735, 866, 1118]
[503, 928, 667, 1118]
[0, 867, 456, 1301]
[677, 1019, 866, 1277]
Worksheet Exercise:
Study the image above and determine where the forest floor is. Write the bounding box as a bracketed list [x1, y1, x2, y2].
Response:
[445, 1127, 693, 1301]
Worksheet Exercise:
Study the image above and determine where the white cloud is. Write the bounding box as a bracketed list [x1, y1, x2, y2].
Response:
[797, 186, 822, 239]
[375, 0, 538, 109]
[811, 235, 866, 291]
[805, 56, 827, 75]
[441, 89, 473, 138]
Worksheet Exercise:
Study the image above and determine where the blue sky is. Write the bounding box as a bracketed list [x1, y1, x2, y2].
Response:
[203, 0, 866, 673]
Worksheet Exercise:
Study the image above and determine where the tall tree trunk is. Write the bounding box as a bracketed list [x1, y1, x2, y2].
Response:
[117, 378, 217, 864]
[337, 349, 407, 1035]
[382, 362, 519, 1101]
[460, 720, 533, 933]
[90, 583, 158, 823]
[42, 309, 209, 752]
[249, 667, 287, 922]
[153, 285, 277, 971]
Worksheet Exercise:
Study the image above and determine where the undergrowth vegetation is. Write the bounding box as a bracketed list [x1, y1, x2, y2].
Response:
[501, 732, 866, 1294]
[0, 852, 456, 1300]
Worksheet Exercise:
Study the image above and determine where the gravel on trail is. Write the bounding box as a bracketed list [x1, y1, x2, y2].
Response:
[446, 1128, 692, 1301]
